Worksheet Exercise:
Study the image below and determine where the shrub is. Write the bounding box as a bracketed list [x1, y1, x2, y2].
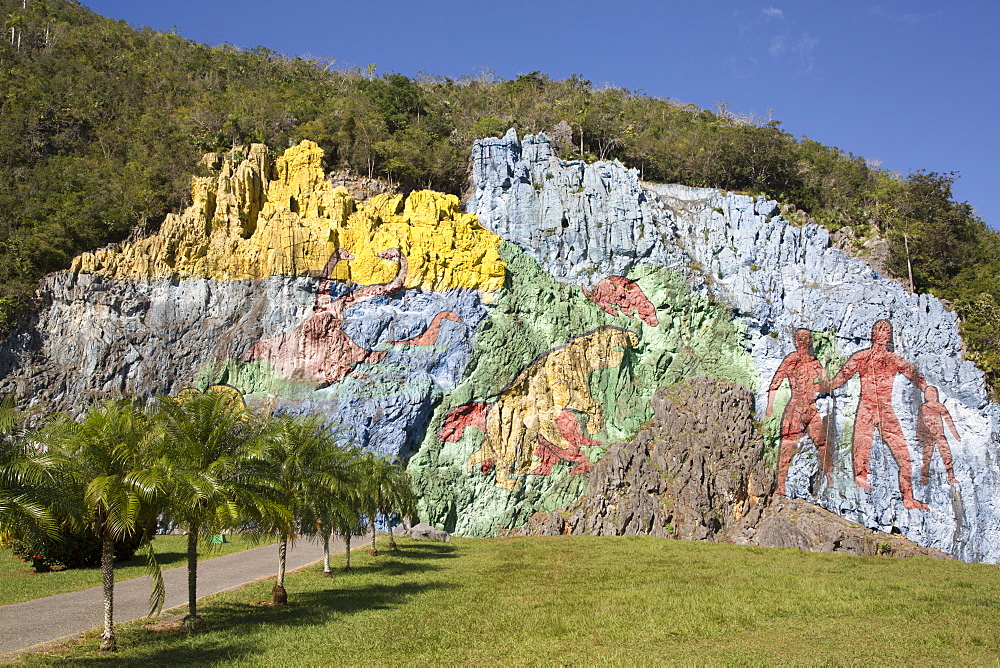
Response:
[6, 525, 144, 572]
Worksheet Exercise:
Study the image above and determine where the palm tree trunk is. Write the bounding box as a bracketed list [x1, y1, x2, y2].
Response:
[344, 533, 351, 570]
[322, 531, 331, 576]
[183, 522, 203, 629]
[370, 519, 377, 555]
[99, 535, 116, 652]
[271, 533, 288, 605]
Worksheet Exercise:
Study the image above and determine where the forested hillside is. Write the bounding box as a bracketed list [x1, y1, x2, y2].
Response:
[2, 0, 999, 389]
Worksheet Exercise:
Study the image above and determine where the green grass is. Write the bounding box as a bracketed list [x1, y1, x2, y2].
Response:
[13, 535, 1000, 665]
[0, 534, 276, 606]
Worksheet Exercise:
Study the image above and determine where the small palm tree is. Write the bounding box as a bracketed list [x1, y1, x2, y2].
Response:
[44, 399, 166, 652]
[261, 412, 361, 602]
[299, 464, 365, 575]
[155, 388, 278, 629]
[358, 453, 416, 555]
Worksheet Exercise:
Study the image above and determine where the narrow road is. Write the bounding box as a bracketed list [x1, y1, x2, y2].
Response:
[0, 536, 356, 658]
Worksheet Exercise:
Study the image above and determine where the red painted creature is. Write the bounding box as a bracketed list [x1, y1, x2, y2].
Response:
[390, 311, 462, 346]
[582, 276, 659, 327]
[244, 248, 406, 385]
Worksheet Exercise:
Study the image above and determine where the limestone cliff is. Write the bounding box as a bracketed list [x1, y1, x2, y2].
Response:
[1, 133, 999, 563]
[466, 130, 1000, 561]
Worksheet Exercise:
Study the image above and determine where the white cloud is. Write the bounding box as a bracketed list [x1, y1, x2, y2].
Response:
[767, 31, 818, 77]
[769, 35, 786, 56]
[870, 5, 942, 23]
[762, 7, 784, 20]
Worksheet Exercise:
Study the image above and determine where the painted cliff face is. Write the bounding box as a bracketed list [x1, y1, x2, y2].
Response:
[9, 135, 1000, 561]
[441, 327, 639, 491]
[466, 130, 1000, 560]
[243, 248, 407, 386]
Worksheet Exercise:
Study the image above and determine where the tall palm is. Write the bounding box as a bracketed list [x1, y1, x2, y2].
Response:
[261, 412, 360, 602]
[156, 389, 278, 629]
[358, 453, 416, 554]
[44, 399, 166, 653]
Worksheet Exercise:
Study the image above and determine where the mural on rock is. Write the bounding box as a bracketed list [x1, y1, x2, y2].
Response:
[766, 321, 959, 511]
[766, 328, 832, 496]
[3, 131, 1000, 561]
[465, 129, 1000, 560]
[243, 247, 408, 385]
[442, 326, 638, 491]
[583, 277, 659, 327]
[824, 319, 930, 510]
[918, 386, 960, 485]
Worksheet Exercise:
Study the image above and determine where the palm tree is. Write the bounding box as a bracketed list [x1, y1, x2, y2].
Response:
[4, 13, 25, 50]
[0, 394, 62, 544]
[155, 388, 278, 629]
[300, 466, 365, 575]
[44, 399, 166, 652]
[261, 412, 361, 602]
[358, 453, 416, 555]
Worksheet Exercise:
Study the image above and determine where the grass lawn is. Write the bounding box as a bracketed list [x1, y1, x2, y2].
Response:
[0, 534, 276, 606]
[12, 535, 1000, 666]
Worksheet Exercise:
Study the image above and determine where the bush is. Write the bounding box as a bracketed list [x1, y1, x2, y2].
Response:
[6, 525, 144, 572]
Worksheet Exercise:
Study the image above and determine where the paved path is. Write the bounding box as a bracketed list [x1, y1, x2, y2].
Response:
[0, 536, 359, 658]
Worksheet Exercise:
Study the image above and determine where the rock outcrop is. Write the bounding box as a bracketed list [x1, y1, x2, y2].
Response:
[72, 141, 505, 292]
[0, 143, 504, 458]
[468, 130, 1000, 561]
[501, 377, 772, 540]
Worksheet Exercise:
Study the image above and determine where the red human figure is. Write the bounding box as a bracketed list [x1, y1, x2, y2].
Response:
[766, 328, 830, 496]
[825, 320, 928, 510]
[918, 386, 960, 485]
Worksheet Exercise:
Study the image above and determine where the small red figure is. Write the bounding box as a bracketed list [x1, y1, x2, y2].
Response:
[766, 328, 830, 496]
[917, 386, 960, 485]
[391, 311, 462, 346]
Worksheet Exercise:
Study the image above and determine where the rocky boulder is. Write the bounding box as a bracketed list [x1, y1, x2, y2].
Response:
[408, 522, 451, 543]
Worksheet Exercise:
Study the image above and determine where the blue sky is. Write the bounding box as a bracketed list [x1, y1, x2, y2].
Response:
[85, 1, 999, 228]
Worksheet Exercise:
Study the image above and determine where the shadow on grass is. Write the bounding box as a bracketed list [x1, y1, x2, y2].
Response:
[54, 580, 454, 667]
[392, 542, 459, 559]
[51, 542, 459, 666]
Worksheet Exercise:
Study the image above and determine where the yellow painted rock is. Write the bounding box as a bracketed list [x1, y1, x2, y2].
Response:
[72, 141, 505, 293]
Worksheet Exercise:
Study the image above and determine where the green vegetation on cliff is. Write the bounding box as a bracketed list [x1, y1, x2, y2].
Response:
[2, 0, 998, 388]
